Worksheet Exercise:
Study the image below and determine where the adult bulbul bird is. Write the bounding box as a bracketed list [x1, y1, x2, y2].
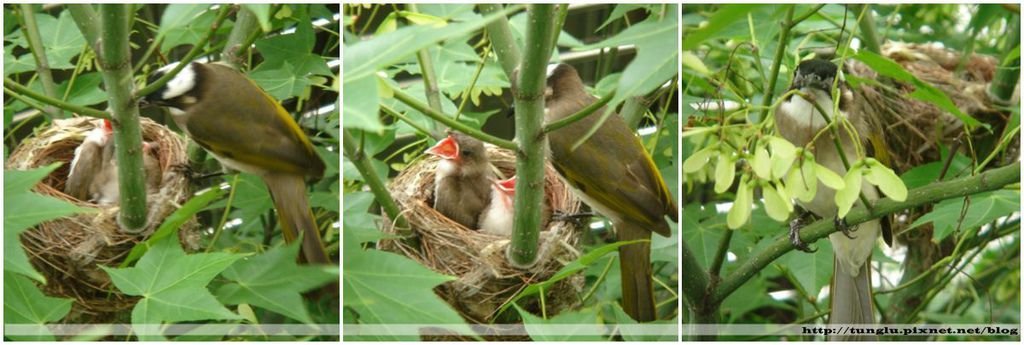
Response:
[542, 63, 678, 322]
[775, 59, 886, 339]
[66, 119, 161, 205]
[144, 62, 330, 265]
[479, 176, 517, 236]
[425, 131, 493, 229]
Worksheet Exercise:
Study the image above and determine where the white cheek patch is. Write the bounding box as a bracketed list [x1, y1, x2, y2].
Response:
[778, 88, 838, 132]
[167, 107, 187, 116]
[546, 64, 559, 77]
[160, 62, 196, 100]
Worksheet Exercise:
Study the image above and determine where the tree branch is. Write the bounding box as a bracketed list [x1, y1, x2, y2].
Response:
[18, 4, 64, 119]
[508, 4, 557, 268]
[98, 4, 148, 231]
[3, 78, 109, 119]
[386, 81, 516, 149]
[707, 161, 1020, 306]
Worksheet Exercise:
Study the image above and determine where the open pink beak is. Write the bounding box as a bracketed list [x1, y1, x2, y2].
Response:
[425, 134, 460, 162]
[495, 176, 516, 196]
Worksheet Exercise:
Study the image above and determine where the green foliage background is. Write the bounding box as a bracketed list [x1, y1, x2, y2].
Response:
[4, 4, 340, 341]
[682, 4, 1020, 341]
[343, 4, 679, 341]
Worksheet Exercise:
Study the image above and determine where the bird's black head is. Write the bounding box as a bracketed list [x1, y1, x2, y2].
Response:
[141, 62, 203, 112]
[792, 59, 838, 92]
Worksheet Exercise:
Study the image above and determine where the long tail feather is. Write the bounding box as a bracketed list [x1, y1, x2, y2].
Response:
[264, 173, 330, 264]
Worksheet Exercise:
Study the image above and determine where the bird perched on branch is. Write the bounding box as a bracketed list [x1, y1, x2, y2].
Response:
[775, 59, 891, 340]
[541, 63, 677, 322]
[425, 131, 494, 229]
[66, 119, 161, 205]
[144, 61, 330, 264]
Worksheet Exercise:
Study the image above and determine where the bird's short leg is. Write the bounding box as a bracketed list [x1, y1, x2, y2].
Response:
[172, 163, 225, 182]
[789, 212, 817, 253]
[551, 211, 594, 226]
[834, 217, 858, 239]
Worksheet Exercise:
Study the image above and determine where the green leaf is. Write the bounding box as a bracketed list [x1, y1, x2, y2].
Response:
[249, 62, 313, 100]
[58, 73, 106, 107]
[853, 50, 980, 128]
[157, 4, 209, 37]
[242, 4, 272, 32]
[216, 240, 337, 324]
[3, 271, 73, 341]
[159, 6, 226, 52]
[507, 11, 584, 49]
[596, 4, 657, 32]
[102, 236, 244, 333]
[499, 240, 642, 315]
[1002, 45, 1020, 67]
[254, 8, 332, 77]
[769, 137, 796, 179]
[727, 175, 752, 229]
[121, 187, 226, 267]
[342, 71, 384, 133]
[834, 166, 862, 218]
[713, 153, 735, 193]
[778, 238, 833, 299]
[4, 164, 84, 282]
[761, 183, 790, 222]
[342, 240, 470, 340]
[908, 190, 1020, 242]
[786, 154, 818, 203]
[416, 4, 478, 21]
[33, 11, 86, 69]
[208, 174, 273, 232]
[863, 158, 907, 201]
[344, 6, 518, 88]
[682, 146, 714, 173]
[516, 305, 603, 341]
[751, 145, 771, 179]
[682, 5, 759, 50]
[582, 12, 678, 112]
[814, 162, 845, 190]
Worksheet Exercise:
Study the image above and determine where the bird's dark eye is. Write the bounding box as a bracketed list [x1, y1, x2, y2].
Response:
[461, 150, 472, 157]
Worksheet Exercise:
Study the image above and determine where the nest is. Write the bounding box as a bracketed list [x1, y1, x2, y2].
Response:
[6, 117, 198, 317]
[380, 146, 586, 324]
[846, 42, 1016, 243]
[848, 41, 1010, 173]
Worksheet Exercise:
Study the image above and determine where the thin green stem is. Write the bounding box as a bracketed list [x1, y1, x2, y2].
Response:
[387, 82, 516, 149]
[543, 90, 615, 133]
[479, 4, 522, 78]
[222, 5, 261, 67]
[207, 175, 240, 253]
[19, 4, 64, 119]
[507, 4, 558, 268]
[3, 78, 110, 119]
[342, 130, 411, 236]
[99, 4, 148, 231]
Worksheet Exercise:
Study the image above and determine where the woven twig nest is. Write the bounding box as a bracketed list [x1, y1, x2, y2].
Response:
[849, 41, 1006, 173]
[6, 117, 198, 317]
[380, 145, 586, 324]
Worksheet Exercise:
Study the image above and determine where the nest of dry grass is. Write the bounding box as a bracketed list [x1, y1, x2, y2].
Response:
[6, 117, 199, 317]
[847, 42, 1016, 242]
[379, 145, 586, 324]
[849, 41, 1009, 173]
